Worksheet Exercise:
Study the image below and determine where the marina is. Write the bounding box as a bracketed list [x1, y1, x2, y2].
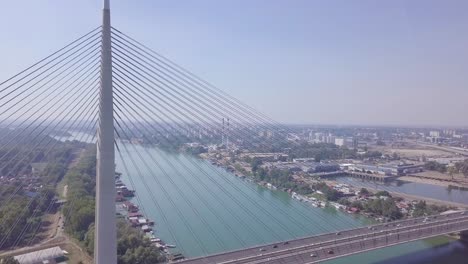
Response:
[114, 172, 181, 259]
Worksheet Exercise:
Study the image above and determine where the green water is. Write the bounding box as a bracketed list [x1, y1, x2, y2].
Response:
[111, 143, 468, 263]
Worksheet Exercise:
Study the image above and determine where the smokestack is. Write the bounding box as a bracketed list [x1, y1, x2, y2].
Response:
[227, 118, 230, 148]
[222, 118, 225, 145]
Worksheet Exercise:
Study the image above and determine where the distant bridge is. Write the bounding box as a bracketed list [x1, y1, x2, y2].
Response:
[179, 211, 468, 264]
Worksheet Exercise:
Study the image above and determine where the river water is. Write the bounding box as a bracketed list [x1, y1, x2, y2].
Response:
[114, 144, 468, 263]
[115, 144, 370, 257]
[57, 133, 468, 263]
[334, 176, 468, 205]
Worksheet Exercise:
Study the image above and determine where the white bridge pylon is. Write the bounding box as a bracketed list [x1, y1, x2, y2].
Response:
[95, 0, 116, 263]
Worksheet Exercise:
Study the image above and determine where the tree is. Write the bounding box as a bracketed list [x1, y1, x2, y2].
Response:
[359, 188, 370, 196]
[380, 198, 400, 219]
[351, 200, 364, 210]
[375, 191, 391, 198]
[424, 161, 447, 173]
[421, 155, 427, 162]
[0, 256, 19, 264]
[311, 182, 340, 201]
[119, 246, 163, 264]
[364, 198, 402, 220]
[376, 140, 385, 146]
[250, 158, 262, 174]
[116, 220, 165, 264]
[448, 166, 456, 181]
[412, 200, 448, 217]
[324, 188, 340, 201]
[361, 151, 382, 159]
[83, 224, 95, 254]
[257, 167, 267, 181]
[338, 198, 351, 207]
[455, 160, 468, 178]
[0, 197, 31, 249]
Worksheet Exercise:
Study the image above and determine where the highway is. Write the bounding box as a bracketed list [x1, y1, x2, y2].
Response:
[410, 141, 468, 157]
[178, 211, 468, 264]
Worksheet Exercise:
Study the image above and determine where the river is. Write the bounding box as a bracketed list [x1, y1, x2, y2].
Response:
[115, 143, 370, 257]
[334, 176, 468, 205]
[114, 144, 468, 263]
[57, 133, 468, 263]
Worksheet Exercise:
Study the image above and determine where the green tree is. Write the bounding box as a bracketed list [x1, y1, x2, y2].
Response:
[364, 198, 402, 220]
[424, 161, 447, 173]
[116, 220, 165, 264]
[250, 158, 262, 174]
[257, 167, 267, 181]
[381, 198, 402, 220]
[0, 256, 19, 264]
[359, 188, 370, 196]
[63, 148, 165, 263]
[375, 191, 391, 198]
[351, 200, 364, 210]
[448, 166, 456, 181]
[83, 224, 95, 254]
[119, 246, 163, 264]
[455, 160, 468, 177]
[337, 198, 351, 207]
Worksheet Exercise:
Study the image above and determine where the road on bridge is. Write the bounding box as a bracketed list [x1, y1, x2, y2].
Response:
[179, 211, 468, 264]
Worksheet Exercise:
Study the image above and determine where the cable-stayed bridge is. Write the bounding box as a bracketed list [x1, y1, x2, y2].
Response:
[180, 212, 468, 263]
[0, 1, 467, 263]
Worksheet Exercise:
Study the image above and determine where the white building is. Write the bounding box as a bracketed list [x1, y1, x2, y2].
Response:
[14, 246, 64, 264]
[429, 131, 440, 137]
[335, 138, 345, 147]
[324, 135, 335, 144]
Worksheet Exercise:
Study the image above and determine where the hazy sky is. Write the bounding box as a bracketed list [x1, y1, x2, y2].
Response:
[0, 0, 467, 127]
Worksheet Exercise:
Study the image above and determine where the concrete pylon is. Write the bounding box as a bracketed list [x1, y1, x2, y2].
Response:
[94, 0, 116, 263]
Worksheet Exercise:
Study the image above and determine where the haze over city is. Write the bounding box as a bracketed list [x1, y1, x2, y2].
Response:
[0, 0, 467, 127]
[2, 1, 468, 264]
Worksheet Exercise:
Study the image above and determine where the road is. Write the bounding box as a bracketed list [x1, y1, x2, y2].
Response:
[178, 211, 468, 264]
[411, 141, 468, 157]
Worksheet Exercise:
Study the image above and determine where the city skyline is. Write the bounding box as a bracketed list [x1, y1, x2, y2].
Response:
[0, 0, 467, 126]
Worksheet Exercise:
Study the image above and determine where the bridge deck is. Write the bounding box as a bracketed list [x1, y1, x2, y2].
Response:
[178, 211, 468, 264]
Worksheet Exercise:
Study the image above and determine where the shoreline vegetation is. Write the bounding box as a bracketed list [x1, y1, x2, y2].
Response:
[113, 139, 467, 226]
[0, 134, 85, 251]
[62, 147, 166, 263]
[198, 152, 463, 224]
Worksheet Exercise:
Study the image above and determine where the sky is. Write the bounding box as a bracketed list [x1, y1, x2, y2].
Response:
[0, 0, 467, 127]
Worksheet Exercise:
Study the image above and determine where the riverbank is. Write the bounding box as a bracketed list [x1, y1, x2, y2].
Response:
[198, 154, 465, 223]
[116, 145, 372, 258]
[323, 179, 467, 209]
[115, 174, 177, 261]
[114, 144, 468, 263]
